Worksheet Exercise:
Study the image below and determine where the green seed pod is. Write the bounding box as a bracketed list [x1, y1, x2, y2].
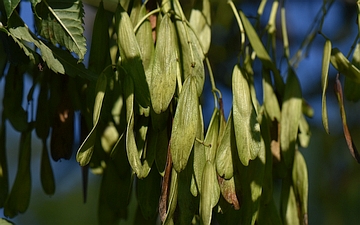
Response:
[77, 70, 108, 166]
[88, 0, 111, 74]
[40, 140, 55, 195]
[98, 160, 131, 224]
[232, 65, 261, 166]
[4, 129, 32, 218]
[321, 39, 331, 134]
[150, 13, 177, 114]
[3, 64, 28, 132]
[147, 126, 168, 176]
[170, 76, 199, 172]
[344, 43, 360, 102]
[175, 18, 205, 97]
[218, 176, 240, 210]
[292, 150, 308, 225]
[189, 0, 211, 54]
[204, 108, 220, 163]
[161, 168, 179, 224]
[257, 197, 283, 225]
[135, 2, 154, 79]
[192, 105, 205, 196]
[124, 74, 151, 178]
[0, 114, 8, 207]
[330, 48, 360, 83]
[136, 166, 161, 220]
[35, 77, 50, 140]
[116, 3, 150, 108]
[216, 110, 235, 179]
[280, 68, 302, 168]
[262, 68, 281, 122]
[280, 178, 300, 225]
[200, 161, 220, 225]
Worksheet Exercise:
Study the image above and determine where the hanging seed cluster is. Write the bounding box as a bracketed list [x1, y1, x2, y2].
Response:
[4, 0, 359, 224]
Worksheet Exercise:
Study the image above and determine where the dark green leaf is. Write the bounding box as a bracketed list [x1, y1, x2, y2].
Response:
[33, 0, 87, 60]
[3, 0, 20, 19]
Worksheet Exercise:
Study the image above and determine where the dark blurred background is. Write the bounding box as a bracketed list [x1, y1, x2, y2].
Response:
[1, 0, 360, 224]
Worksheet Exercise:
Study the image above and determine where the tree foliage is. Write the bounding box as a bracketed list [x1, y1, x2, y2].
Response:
[0, 0, 359, 224]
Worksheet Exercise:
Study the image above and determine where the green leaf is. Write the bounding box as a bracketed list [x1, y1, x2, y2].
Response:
[0, 26, 36, 63]
[280, 68, 302, 168]
[6, 13, 96, 79]
[3, 0, 20, 19]
[232, 65, 261, 166]
[170, 76, 199, 172]
[33, 0, 87, 60]
[150, 13, 177, 113]
[0, 218, 14, 225]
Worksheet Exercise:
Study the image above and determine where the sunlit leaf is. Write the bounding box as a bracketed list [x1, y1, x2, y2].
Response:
[33, 0, 87, 60]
